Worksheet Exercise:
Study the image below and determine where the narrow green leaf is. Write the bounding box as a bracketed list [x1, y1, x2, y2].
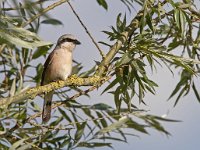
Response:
[102, 31, 114, 37]
[96, 0, 108, 10]
[41, 19, 63, 25]
[116, 13, 122, 30]
[91, 103, 113, 110]
[74, 122, 86, 143]
[79, 66, 96, 77]
[168, 78, 186, 100]
[116, 52, 132, 67]
[122, 13, 127, 31]
[98, 41, 111, 47]
[99, 136, 126, 142]
[16, 73, 23, 93]
[10, 78, 16, 97]
[101, 78, 118, 94]
[168, 0, 176, 7]
[19, 3, 26, 18]
[133, 70, 145, 89]
[30, 101, 41, 112]
[126, 120, 148, 134]
[97, 116, 130, 135]
[16, 143, 33, 150]
[150, 117, 170, 135]
[52, 135, 69, 143]
[131, 60, 145, 74]
[58, 107, 72, 123]
[140, 2, 147, 33]
[22, 48, 29, 64]
[114, 86, 122, 113]
[32, 45, 52, 59]
[138, 84, 144, 104]
[60, 138, 71, 148]
[9, 139, 25, 150]
[71, 64, 83, 75]
[49, 116, 63, 126]
[82, 108, 101, 129]
[146, 12, 154, 33]
[174, 86, 187, 107]
[96, 111, 108, 128]
[179, 9, 186, 37]
[192, 82, 200, 103]
[168, 39, 183, 51]
[152, 116, 181, 122]
[174, 9, 180, 30]
[77, 142, 112, 148]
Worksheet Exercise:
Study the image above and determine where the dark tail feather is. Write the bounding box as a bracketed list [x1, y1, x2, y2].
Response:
[42, 91, 54, 123]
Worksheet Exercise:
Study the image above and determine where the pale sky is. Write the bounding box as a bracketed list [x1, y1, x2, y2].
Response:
[37, 0, 200, 149]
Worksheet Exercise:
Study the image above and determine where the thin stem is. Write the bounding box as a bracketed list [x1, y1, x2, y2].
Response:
[67, 1, 105, 58]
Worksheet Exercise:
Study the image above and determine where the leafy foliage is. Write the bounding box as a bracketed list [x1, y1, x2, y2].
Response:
[0, 0, 200, 149]
[0, 17, 51, 49]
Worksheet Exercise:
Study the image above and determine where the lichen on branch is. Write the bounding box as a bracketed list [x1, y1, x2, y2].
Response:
[0, 75, 103, 108]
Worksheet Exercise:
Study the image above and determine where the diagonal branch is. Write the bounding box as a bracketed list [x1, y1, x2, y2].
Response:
[95, 11, 143, 76]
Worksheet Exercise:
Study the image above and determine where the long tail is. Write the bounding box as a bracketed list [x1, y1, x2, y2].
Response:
[42, 91, 54, 123]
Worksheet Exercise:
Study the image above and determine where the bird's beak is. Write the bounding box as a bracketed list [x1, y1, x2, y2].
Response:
[75, 40, 81, 45]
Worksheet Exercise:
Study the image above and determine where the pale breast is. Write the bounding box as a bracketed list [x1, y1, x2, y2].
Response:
[45, 49, 73, 82]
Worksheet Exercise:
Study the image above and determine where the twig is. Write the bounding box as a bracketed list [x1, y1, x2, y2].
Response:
[29, 121, 74, 131]
[21, 0, 69, 28]
[67, 1, 105, 58]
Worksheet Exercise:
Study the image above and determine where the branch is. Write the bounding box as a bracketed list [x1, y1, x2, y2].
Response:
[95, 11, 143, 76]
[27, 74, 113, 121]
[0, 75, 105, 108]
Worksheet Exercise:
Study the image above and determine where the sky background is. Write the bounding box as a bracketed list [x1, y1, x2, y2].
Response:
[37, 0, 200, 149]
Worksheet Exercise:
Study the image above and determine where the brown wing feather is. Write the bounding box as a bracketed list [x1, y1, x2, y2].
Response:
[41, 48, 58, 123]
[41, 50, 56, 85]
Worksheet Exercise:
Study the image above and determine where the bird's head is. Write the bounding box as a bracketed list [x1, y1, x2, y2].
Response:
[56, 34, 81, 51]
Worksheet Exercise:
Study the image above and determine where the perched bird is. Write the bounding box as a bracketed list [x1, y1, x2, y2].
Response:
[41, 34, 81, 122]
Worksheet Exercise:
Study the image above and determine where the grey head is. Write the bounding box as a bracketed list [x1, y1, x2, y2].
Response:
[57, 34, 81, 45]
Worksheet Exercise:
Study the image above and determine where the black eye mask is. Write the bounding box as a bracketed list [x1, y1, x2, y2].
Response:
[60, 38, 81, 45]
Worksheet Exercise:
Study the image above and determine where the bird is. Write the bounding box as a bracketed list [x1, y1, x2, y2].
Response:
[41, 34, 81, 123]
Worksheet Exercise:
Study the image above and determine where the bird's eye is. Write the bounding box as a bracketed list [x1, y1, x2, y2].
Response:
[61, 38, 74, 43]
